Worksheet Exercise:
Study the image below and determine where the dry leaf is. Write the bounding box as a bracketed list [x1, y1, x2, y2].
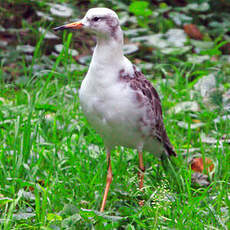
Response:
[191, 157, 214, 174]
[184, 24, 203, 40]
[191, 172, 210, 186]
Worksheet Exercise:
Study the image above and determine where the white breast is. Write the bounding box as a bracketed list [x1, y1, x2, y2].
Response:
[79, 60, 144, 149]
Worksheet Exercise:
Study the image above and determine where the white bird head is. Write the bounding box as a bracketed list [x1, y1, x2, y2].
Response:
[54, 8, 121, 41]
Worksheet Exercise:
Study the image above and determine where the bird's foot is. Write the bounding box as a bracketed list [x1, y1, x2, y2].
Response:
[138, 200, 145, 207]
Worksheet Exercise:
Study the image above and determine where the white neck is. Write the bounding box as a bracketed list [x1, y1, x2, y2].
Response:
[91, 27, 124, 65]
[85, 25, 134, 87]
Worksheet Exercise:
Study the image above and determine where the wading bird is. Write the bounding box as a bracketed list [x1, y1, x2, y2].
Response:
[54, 8, 176, 212]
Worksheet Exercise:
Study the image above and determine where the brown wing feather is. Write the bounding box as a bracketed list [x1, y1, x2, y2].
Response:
[119, 66, 176, 156]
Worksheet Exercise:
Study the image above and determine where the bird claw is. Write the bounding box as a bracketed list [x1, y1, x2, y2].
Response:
[138, 200, 145, 207]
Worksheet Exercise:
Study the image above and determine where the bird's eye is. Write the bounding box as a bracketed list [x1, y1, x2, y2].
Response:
[92, 17, 100, 22]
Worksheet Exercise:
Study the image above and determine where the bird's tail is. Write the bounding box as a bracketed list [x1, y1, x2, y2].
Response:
[164, 143, 177, 157]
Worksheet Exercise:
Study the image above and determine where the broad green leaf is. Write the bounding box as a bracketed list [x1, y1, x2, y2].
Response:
[129, 1, 152, 17]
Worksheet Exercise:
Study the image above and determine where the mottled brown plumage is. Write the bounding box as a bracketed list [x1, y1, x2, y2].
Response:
[119, 65, 176, 156]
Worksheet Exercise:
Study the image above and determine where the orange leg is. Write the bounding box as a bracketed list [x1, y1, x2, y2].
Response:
[138, 151, 145, 207]
[138, 151, 145, 190]
[100, 150, 113, 212]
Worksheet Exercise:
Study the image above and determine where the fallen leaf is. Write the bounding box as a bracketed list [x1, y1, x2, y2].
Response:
[161, 46, 191, 55]
[55, 44, 79, 56]
[80, 208, 126, 221]
[131, 34, 169, 49]
[36, 11, 53, 21]
[0, 40, 8, 47]
[13, 212, 35, 220]
[39, 27, 58, 40]
[191, 172, 210, 186]
[50, 4, 73, 18]
[187, 54, 210, 64]
[191, 157, 214, 174]
[124, 28, 148, 37]
[16, 45, 35, 54]
[169, 101, 200, 114]
[123, 44, 139, 55]
[184, 24, 203, 40]
[165, 29, 187, 47]
[194, 74, 216, 97]
[190, 40, 214, 53]
[177, 121, 205, 129]
[201, 133, 218, 144]
[186, 2, 210, 12]
[169, 12, 192, 26]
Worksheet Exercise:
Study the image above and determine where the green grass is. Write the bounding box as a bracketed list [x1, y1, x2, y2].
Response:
[0, 37, 229, 228]
[0, 1, 230, 229]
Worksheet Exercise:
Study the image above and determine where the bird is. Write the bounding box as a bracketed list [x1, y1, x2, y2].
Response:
[54, 7, 176, 212]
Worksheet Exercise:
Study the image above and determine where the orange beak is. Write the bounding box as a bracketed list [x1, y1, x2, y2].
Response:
[53, 21, 83, 31]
